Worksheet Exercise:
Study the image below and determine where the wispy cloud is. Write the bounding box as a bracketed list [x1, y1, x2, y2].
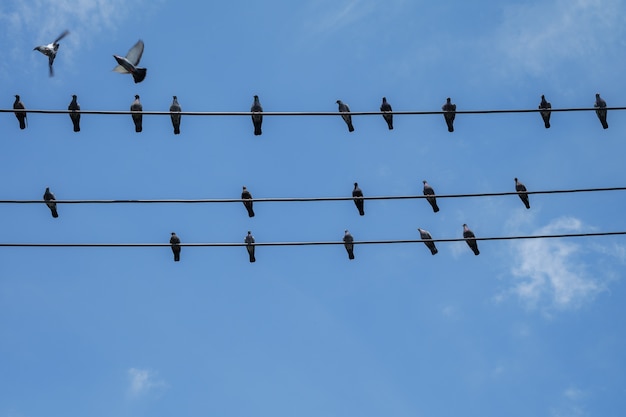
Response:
[300, 0, 377, 39]
[127, 368, 167, 398]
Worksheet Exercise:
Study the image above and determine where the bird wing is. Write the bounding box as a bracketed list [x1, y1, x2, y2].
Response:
[53, 30, 70, 44]
[125, 40, 144, 66]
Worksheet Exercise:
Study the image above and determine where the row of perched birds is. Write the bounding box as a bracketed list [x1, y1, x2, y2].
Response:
[9, 93, 611, 134]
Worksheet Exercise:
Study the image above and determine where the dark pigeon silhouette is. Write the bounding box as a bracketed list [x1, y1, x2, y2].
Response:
[515, 177, 530, 209]
[380, 97, 393, 130]
[13, 95, 27, 129]
[594, 93, 608, 129]
[442, 97, 456, 132]
[68, 94, 80, 132]
[337, 100, 354, 132]
[418, 228, 438, 255]
[251, 95, 263, 135]
[463, 223, 480, 255]
[33, 30, 69, 77]
[352, 182, 364, 216]
[241, 186, 255, 217]
[113, 40, 147, 83]
[170, 232, 181, 262]
[539, 95, 551, 128]
[422, 180, 439, 213]
[343, 229, 355, 260]
[43, 187, 58, 218]
[130, 95, 143, 132]
[170, 96, 181, 134]
[245, 231, 256, 263]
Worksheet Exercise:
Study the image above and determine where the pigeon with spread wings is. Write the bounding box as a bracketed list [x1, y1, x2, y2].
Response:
[113, 40, 147, 83]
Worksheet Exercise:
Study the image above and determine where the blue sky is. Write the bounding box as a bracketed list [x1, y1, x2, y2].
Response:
[1, 0, 626, 416]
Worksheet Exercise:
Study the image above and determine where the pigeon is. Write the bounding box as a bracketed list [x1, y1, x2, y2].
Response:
[170, 96, 181, 135]
[538, 95, 551, 128]
[352, 182, 364, 216]
[170, 232, 181, 262]
[514, 177, 530, 209]
[337, 100, 354, 132]
[113, 40, 147, 83]
[418, 228, 438, 255]
[380, 97, 393, 130]
[422, 180, 439, 213]
[251, 95, 263, 135]
[68, 94, 80, 132]
[13, 95, 27, 129]
[442, 97, 456, 132]
[130, 95, 143, 132]
[463, 223, 480, 255]
[594, 93, 608, 129]
[245, 231, 256, 263]
[43, 187, 58, 218]
[33, 30, 69, 77]
[343, 229, 355, 260]
[241, 186, 255, 217]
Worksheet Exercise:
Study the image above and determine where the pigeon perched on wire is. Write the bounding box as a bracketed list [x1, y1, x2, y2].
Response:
[241, 186, 255, 217]
[245, 231, 256, 263]
[380, 97, 393, 130]
[113, 40, 147, 83]
[33, 30, 69, 77]
[13, 95, 27, 130]
[130, 95, 143, 132]
[538, 95, 551, 128]
[337, 100, 354, 132]
[343, 230, 355, 260]
[68, 94, 80, 132]
[418, 228, 438, 255]
[422, 180, 439, 213]
[463, 224, 480, 255]
[169, 96, 181, 135]
[43, 187, 58, 218]
[594, 93, 608, 129]
[251, 95, 263, 136]
[170, 232, 181, 262]
[442, 97, 456, 132]
[515, 177, 530, 209]
[352, 182, 364, 216]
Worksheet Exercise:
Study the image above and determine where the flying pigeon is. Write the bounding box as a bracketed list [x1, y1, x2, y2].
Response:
[33, 30, 69, 77]
[514, 177, 530, 209]
[538, 95, 551, 128]
[380, 97, 393, 130]
[594, 93, 608, 129]
[418, 228, 438, 255]
[170, 232, 181, 262]
[422, 180, 439, 213]
[43, 187, 58, 218]
[169, 96, 181, 134]
[241, 186, 255, 217]
[130, 95, 143, 132]
[463, 223, 480, 255]
[352, 182, 364, 216]
[251, 95, 263, 135]
[245, 231, 256, 263]
[442, 97, 456, 132]
[13, 95, 27, 129]
[343, 229, 355, 260]
[113, 40, 147, 83]
[68, 94, 80, 132]
[337, 100, 354, 132]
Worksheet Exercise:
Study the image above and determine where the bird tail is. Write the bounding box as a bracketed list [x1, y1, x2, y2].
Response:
[73, 123, 80, 132]
[433, 204, 440, 213]
[473, 248, 480, 256]
[430, 247, 438, 255]
[544, 121, 550, 128]
[174, 254, 180, 262]
[359, 207, 364, 216]
[174, 126, 180, 135]
[348, 123, 354, 132]
[254, 126, 262, 135]
[447, 123, 454, 133]
[249, 254, 256, 263]
[135, 121, 142, 133]
[248, 209, 255, 218]
[348, 250, 355, 260]
[19, 119, 26, 130]
[51, 208, 59, 218]
[524, 201, 530, 209]
[132, 68, 147, 83]
[602, 120, 609, 129]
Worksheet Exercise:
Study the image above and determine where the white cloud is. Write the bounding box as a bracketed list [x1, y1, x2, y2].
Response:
[127, 368, 167, 397]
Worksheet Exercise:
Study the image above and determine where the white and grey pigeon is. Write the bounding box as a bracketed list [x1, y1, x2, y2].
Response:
[352, 182, 364, 216]
[170, 96, 181, 135]
[113, 40, 147, 83]
[515, 177, 530, 209]
[43, 187, 58, 218]
[343, 230, 355, 260]
[33, 30, 69, 77]
[13, 95, 27, 130]
[68, 94, 80, 132]
[442, 97, 456, 132]
[337, 100, 354, 132]
[538, 95, 551, 128]
[170, 232, 181, 262]
[594, 93, 608, 129]
[418, 228, 438, 255]
[130, 95, 143, 132]
[463, 224, 480, 255]
[245, 231, 256, 263]
[380, 97, 393, 130]
[241, 186, 255, 217]
[251, 95, 263, 135]
[422, 180, 439, 213]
